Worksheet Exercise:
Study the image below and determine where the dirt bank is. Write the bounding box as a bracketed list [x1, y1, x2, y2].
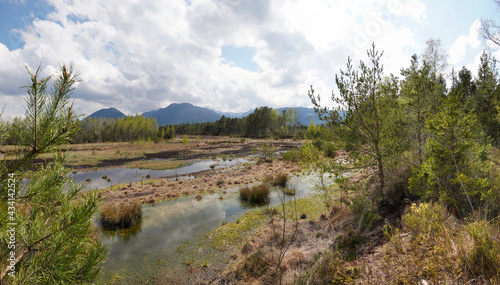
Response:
[100, 159, 302, 204]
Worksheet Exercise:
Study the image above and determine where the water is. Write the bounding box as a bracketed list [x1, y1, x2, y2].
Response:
[72, 158, 249, 190]
[97, 176, 314, 283]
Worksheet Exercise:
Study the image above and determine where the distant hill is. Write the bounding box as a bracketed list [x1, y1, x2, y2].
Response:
[86, 107, 126, 120]
[87, 105, 324, 126]
[142, 103, 222, 126]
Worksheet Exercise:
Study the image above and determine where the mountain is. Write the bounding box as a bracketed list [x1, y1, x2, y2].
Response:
[219, 109, 253, 118]
[142, 103, 222, 126]
[86, 107, 126, 120]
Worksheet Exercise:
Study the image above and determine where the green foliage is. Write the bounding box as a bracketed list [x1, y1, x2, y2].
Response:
[403, 202, 448, 236]
[246, 107, 273, 137]
[309, 43, 389, 196]
[408, 92, 491, 216]
[306, 117, 318, 139]
[72, 114, 160, 143]
[181, 134, 190, 144]
[301, 143, 338, 210]
[379, 202, 500, 284]
[0, 65, 105, 284]
[463, 219, 500, 278]
[473, 51, 500, 146]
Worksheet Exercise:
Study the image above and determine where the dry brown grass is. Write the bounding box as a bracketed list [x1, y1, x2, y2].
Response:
[239, 184, 271, 205]
[99, 200, 142, 230]
[265, 173, 289, 187]
[350, 203, 500, 284]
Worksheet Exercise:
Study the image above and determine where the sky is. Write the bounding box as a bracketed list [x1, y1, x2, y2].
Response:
[0, 0, 499, 120]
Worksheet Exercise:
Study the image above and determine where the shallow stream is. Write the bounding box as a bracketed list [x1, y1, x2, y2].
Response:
[97, 175, 315, 283]
[73, 158, 249, 190]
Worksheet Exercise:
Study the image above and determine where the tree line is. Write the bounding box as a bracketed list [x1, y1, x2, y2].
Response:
[2, 106, 313, 145]
[310, 39, 500, 218]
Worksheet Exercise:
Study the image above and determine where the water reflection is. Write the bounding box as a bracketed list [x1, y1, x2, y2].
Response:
[97, 176, 314, 282]
[100, 219, 143, 242]
[72, 158, 250, 190]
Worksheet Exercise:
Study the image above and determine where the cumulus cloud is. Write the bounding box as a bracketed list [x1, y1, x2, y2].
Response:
[0, 0, 426, 119]
[449, 19, 482, 65]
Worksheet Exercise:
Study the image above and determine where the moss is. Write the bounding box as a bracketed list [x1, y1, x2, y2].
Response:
[208, 195, 325, 251]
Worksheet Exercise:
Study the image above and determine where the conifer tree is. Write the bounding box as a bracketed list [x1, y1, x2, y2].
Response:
[473, 51, 500, 146]
[309, 43, 387, 195]
[400, 55, 446, 164]
[409, 91, 491, 217]
[0, 65, 106, 284]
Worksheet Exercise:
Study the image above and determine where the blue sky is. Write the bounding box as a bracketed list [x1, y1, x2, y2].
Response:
[0, 0, 499, 119]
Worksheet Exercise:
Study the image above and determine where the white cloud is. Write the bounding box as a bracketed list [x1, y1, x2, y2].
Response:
[449, 19, 482, 65]
[0, 0, 426, 119]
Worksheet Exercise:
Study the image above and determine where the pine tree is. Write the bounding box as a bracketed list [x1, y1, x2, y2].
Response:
[400, 55, 446, 164]
[0, 65, 106, 283]
[409, 91, 491, 217]
[473, 51, 500, 146]
[309, 43, 387, 195]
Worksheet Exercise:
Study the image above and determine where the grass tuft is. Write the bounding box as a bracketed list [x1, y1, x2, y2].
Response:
[239, 184, 271, 205]
[266, 173, 289, 187]
[99, 201, 142, 230]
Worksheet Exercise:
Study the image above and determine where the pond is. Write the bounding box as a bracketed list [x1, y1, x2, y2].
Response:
[97, 175, 315, 284]
[72, 158, 249, 190]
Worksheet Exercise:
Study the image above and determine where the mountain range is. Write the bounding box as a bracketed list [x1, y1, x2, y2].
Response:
[86, 103, 323, 126]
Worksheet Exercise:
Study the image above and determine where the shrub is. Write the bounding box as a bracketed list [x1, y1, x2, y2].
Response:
[234, 249, 273, 282]
[296, 251, 357, 284]
[402, 202, 447, 236]
[282, 149, 301, 162]
[322, 142, 336, 158]
[335, 229, 367, 261]
[462, 219, 500, 278]
[239, 184, 271, 204]
[99, 201, 142, 230]
[376, 202, 500, 284]
[182, 134, 190, 144]
[358, 211, 383, 231]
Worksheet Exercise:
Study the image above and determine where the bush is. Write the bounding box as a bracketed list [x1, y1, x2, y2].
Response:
[359, 211, 383, 231]
[234, 249, 273, 282]
[403, 202, 447, 236]
[462, 220, 500, 278]
[282, 149, 301, 162]
[239, 184, 271, 204]
[335, 229, 367, 261]
[182, 134, 190, 144]
[376, 202, 500, 284]
[296, 251, 357, 284]
[99, 201, 142, 230]
[322, 142, 336, 158]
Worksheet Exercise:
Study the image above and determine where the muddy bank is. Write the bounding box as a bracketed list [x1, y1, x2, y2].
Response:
[100, 159, 301, 204]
